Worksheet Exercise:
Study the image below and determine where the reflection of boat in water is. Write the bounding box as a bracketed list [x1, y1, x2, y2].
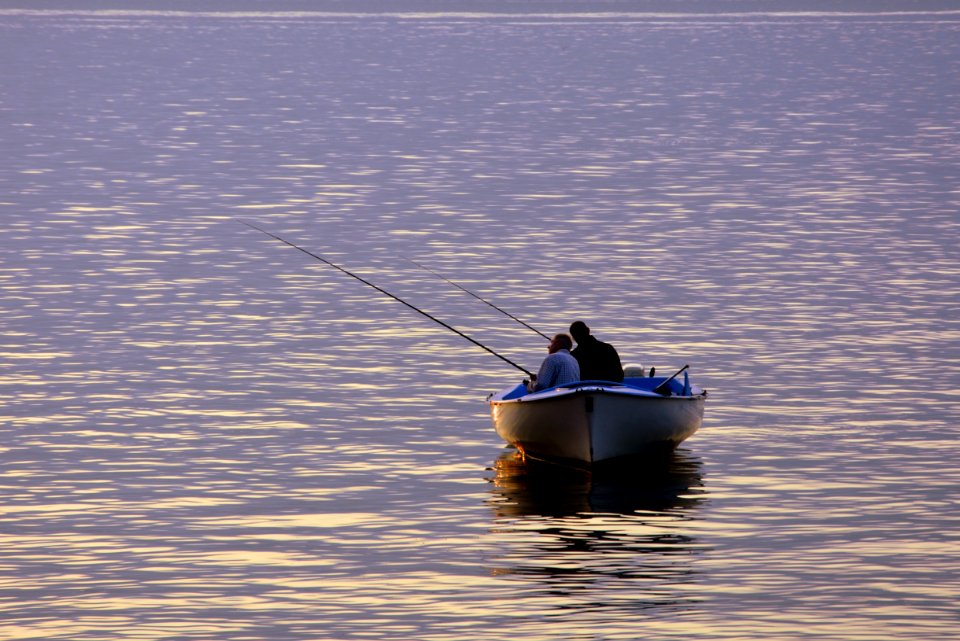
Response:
[486, 450, 707, 611]
[488, 448, 706, 518]
[488, 374, 707, 465]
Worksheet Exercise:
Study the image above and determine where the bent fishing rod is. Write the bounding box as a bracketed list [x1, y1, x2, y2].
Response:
[406, 258, 550, 341]
[239, 220, 535, 377]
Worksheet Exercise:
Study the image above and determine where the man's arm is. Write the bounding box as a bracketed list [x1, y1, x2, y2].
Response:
[530, 355, 559, 391]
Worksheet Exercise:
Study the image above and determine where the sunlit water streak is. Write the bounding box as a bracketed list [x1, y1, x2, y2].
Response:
[1, 8, 958, 641]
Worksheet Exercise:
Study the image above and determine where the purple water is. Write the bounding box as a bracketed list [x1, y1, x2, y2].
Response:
[1, 5, 958, 640]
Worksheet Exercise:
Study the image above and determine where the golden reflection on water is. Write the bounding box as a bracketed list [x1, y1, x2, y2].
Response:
[1, 10, 959, 641]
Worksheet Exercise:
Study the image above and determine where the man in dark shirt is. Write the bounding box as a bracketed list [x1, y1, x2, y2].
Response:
[569, 321, 624, 382]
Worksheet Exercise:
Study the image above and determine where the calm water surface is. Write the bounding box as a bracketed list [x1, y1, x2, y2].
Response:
[1, 7, 958, 641]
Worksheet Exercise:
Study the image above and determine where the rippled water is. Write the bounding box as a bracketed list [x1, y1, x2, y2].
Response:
[1, 7, 958, 641]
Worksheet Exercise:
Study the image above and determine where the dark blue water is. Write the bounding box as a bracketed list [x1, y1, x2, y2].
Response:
[1, 7, 958, 640]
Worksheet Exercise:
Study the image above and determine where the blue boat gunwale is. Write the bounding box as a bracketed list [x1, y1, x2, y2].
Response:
[492, 376, 701, 402]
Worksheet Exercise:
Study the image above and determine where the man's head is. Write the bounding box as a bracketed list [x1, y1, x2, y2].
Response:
[549, 333, 573, 354]
[569, 321, 590, 343]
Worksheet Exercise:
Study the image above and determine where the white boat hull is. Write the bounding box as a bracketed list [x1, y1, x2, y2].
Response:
[489, 378, 706, 464]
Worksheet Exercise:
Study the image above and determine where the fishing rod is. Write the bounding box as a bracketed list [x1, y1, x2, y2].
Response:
[407, 258, 550, 340]
[239, 220, 535, 377]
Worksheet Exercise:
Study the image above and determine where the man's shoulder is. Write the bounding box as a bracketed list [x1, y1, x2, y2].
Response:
[573, 337, 600, 353]
[598, 340, 620, 355]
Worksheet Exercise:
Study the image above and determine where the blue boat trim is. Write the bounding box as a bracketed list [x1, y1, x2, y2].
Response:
[496, 376, 699, 401]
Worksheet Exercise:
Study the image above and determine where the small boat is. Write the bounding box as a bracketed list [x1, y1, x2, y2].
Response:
[488, 369, 706, 465]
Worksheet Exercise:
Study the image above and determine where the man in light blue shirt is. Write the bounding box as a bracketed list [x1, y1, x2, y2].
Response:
[527, 333, 581, 392]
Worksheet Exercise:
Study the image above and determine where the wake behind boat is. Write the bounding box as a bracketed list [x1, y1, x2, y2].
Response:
[488, 371, 706, 465]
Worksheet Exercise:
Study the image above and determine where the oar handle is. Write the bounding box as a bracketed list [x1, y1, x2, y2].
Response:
[653, 364, 689, 395]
